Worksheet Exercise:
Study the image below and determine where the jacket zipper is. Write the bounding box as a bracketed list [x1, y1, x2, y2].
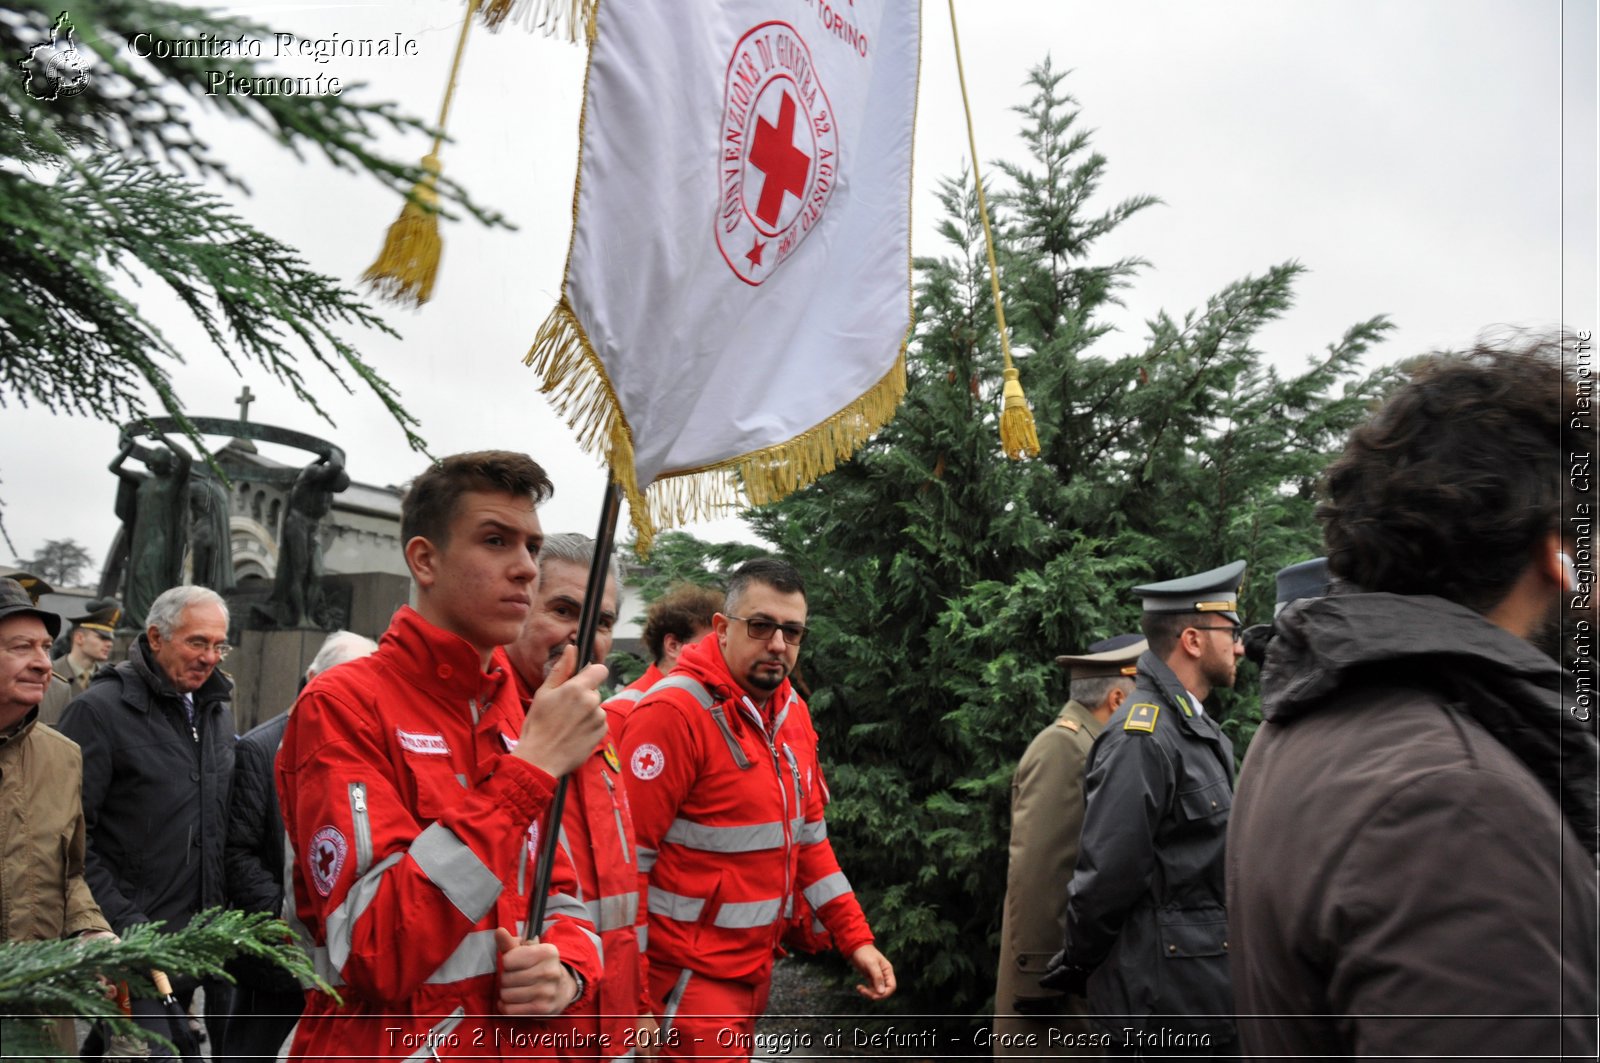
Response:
[781, 743, 804, 813]
[741, 695, 795, 911]
[349, 782, 373, 876]
[601, 770, 631, 865]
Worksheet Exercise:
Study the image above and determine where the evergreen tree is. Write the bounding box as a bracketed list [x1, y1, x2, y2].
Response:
[0, 3, 510, 525]
[0, 908, 331, 1058]
[745, 60, 1398, 1015]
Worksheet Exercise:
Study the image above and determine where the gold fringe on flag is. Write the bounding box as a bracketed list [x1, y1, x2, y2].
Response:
[479, 0, 597, 41]
[526, 297, 908, 553]
[362, 1, 479, 307]
[948, 0, 1039, 459]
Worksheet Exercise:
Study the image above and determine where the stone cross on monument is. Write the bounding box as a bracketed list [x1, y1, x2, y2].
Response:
[235, 385, 255, 423]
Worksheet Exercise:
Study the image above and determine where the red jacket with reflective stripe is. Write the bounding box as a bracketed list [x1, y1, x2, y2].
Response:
[503, 652, 651, 1062]
[601, 663, 662, 744]
[619, 634, 873, 986]
[278, 608, 600, 1061]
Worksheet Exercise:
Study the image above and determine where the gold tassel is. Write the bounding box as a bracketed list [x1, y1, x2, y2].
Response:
[949, 0, 1040, 459]
[526, 296, 908, 554]
[1000, 367, 1041, 459]
[479, 0, 597, 41]
[361, 154, 443, 307]
[363, 1, 478, 307]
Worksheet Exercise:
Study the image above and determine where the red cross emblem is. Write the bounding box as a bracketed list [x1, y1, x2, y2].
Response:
[308, 825, 347, 897]
[631, 742, 665, 781]
[715, 22, 838, 286]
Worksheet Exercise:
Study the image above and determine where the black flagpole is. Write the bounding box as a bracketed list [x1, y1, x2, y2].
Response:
[526, 478, 623, 937]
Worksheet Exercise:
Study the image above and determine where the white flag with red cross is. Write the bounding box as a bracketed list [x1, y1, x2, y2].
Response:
[526, 0, 920, 545]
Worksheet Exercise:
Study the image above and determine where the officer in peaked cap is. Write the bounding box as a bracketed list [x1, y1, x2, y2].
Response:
[1272, 558, 1327, 617]
[995, 634, 1147, 1057]
[52, 598, 121, 704]
[1044, 561, 1246, 1053]
[1242, 558, 1329, 667]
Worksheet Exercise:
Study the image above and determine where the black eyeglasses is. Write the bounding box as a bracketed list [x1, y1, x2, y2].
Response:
[727, 615, 809, 646]
[1192, 625, 1243, 644]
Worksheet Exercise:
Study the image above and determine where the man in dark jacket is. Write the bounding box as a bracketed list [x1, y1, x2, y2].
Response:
[58, 583, 235, 1056]
[1045, 561, 1246, 1056]
[220, 629, 375, 1062]
[1228, 338, 1599, 1059]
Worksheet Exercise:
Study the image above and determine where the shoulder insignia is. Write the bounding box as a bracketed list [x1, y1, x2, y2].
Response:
[1056, 718, 1081, 733]
[1124, 703, 1160, 734]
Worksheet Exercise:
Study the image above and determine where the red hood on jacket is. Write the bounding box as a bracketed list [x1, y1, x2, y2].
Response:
[671, 630, 793, 719]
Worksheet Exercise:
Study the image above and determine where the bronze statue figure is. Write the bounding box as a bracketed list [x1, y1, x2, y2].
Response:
[108, 433, 192, 628]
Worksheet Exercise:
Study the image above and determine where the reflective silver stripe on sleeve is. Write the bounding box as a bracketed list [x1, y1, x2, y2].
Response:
[637, 846, 658, 872]
[543, 890, 589, 923]
[803, 871, 852, 910]
[712, 897, 783, 929]
[797, 819, 827, 844]
[410, 822, 503, 923]
[636, 923, 648, 951]
[585, 891, 640, 932]
[325, 852, 405, 974]
[664, 818, 785, 852]
[424, 928, 499, 984]
[647, 889, 706, 922]
[546, 922, 605, 965]
[605, 688, 646, 706]
[403, 1007, 466, 1061]
[307, 946, 346, 987]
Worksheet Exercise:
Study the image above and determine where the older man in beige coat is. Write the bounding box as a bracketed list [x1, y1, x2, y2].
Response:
[993, 634, 1144, 1059]
[0, 578, 115, 1053]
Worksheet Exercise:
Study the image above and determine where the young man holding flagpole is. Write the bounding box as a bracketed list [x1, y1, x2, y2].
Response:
[277, 452, 611, 1060]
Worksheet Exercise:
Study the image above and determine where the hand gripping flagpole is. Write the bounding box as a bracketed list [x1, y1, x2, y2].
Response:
[525, 478, 623, 937]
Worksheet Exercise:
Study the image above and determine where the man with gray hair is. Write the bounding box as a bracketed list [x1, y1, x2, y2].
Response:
[221, 629, 378, 1062]
[994, 634, 1144, 1057]
[506, 531, 621, 690]
[59, 583, 236, 1055]
[498, 534, 654, 1059]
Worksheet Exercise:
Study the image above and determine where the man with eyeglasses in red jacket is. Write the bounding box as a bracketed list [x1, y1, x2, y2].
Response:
[621, 557, 894, 1062]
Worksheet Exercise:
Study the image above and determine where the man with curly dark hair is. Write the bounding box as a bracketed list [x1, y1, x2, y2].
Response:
[1228, 336, 1599, 1060]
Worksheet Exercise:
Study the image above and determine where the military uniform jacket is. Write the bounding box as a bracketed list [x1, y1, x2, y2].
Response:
[996, 700, 1101, 1017]
[1063, 651, 1235, 1036]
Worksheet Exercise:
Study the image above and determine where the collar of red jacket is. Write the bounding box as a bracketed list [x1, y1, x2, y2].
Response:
[379, 605, 510, 706]
[672, 630, 791, 716]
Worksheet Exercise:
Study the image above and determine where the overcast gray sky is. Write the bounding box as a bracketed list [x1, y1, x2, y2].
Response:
[5, 0, 1595, 579]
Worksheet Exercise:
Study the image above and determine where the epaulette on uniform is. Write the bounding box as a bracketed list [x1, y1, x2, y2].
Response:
[1124, 702, 1160, 734]
[1057, 717, 1081, 733]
